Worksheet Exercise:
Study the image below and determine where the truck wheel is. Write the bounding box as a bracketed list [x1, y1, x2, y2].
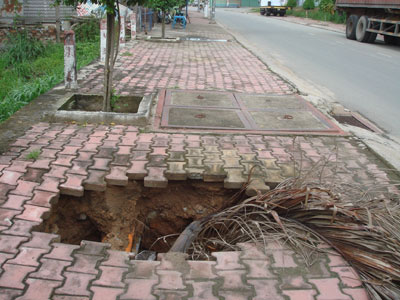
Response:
[266, 9, 271, 16]
[260, 9, 265, 15]
[346, 15, 359, 40]
[356, 16, 371, 43]
[367, 32, 377, 43]
[279, 10, 285, 16]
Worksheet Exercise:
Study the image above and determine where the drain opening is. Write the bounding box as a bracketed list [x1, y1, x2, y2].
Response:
[40, 181, 240, 254]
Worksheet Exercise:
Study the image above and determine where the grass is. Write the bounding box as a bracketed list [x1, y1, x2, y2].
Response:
[0, 34, 99, 123]
[26, 149, 40, 160]
[286, 7, 346, 24]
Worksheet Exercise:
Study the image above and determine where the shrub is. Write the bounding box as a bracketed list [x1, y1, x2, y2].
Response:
[74, 16, 100, 42]
[2, 31, 45, 67]
[287, 0, 297, 8]
[319, 0, 334, 14]
[303, 0, 315, 10]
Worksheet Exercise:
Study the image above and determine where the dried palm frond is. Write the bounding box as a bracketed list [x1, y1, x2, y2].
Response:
[170, 175, 400, 300]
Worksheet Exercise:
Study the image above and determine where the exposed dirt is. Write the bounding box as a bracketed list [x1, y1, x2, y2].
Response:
[41, 181, 239, 253]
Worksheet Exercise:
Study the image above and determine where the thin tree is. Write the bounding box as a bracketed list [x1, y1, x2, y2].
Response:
[149, 0, 185, 38]
[55, 0, 145, 111]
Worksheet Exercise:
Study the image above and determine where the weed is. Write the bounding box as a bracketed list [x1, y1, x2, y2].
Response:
[110, 89, 121, 110]
[26, 150, 40, 160]
[287, 7, 345, 23]
[74, 16, 100, 42]
[121, 52, 133, 56]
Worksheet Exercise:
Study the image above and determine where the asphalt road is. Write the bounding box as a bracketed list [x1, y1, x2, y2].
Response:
[216, 9, 400, 137]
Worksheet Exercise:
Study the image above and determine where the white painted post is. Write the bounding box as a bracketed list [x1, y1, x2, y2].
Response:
[204, 2, 209, 17]
[64, 31, 78, 90]
[120, 16, 126, 48]
[130, 13, 137, 40]
[100, 18, 107, 62]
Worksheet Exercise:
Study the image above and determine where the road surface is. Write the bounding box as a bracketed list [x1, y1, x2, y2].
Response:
[216, 9, 400, 137]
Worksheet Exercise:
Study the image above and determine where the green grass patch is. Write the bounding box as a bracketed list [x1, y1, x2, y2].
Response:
[26, 149, 40, 160]
[0, 32, 99, 123]
[286, 7, 346, 24]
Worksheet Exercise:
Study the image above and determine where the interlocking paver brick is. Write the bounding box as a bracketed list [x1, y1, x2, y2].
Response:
[282, 289, 317, 300]
[0, 170, 23, 186]
[44, 243, 80, 261]
[16, 278, 61, 300]
[7, 247, 48, 267]
[127, 161, 148, 180]
[23, 232, 59, 249]
[67, 253, 103, 275]
[6, 161, 32, 173]
[68, 161, 91, 176]
[11, 180, 39, 197]
[120, 279, 158, 300]
[22, 168, 46, 183]
[249, 279, 284, 300]
[331, 266, 363, 288]
[90, 158, 111, 171]
[52, 155, 75, 167]
[59, 173, 86, 197]
[55, 272, 96, 297]
[144, 167, 168, 188]
[16, 204, 50, 223]
[342, 288, 369, 300]
[2, 220, 40, 237]
[93, 265, 128, 288]
[102, 250, 130, 267]
[91, 286, 125, 300]
[0, 264, 36, 289]
[84, 170, 107, 191]
[30, 258, 71, 281]
[309, 278, 351, 300]
[1, 194, 29, 210]
[0, 208, 18, 227]
[106, 166, 128, 186]
[186, 281, 218, 300]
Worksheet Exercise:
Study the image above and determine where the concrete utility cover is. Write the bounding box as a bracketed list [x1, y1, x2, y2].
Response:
[160, 90, 343, 134]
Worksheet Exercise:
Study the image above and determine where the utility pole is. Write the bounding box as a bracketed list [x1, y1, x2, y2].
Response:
[211, 0, 216, 22]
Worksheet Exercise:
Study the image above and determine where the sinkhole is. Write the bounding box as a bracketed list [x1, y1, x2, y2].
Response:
[40, 181, 240, 254]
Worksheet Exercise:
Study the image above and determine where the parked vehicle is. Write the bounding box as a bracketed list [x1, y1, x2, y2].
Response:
[260, 0, 288, 16]
[336, 0, 400, 44]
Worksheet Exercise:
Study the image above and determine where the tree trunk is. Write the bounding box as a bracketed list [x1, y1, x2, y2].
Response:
[103, 13, 115, 112]
[162, 11, 165, 38]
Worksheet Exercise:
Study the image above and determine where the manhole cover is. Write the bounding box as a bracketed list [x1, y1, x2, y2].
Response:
[159, 90, 344, 134]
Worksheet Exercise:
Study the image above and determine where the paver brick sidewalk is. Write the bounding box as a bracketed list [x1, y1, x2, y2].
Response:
[0, 8, 396, 300]
[0, 122, 395, 299]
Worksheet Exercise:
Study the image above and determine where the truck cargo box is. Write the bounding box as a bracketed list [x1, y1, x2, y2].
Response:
[336, 0, 400, 9]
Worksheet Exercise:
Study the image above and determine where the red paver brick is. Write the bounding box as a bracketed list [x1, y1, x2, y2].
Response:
[84, 170, 107, 191]
[90, 158, 111, 170]
[144, 167, 167, 188]
[40, 148, 60, 159]
[102, 250, 130, 267]
[6, 161, 32, 173]
[2, 220, 40, 237]
[91, 286, 125, 300]
[55, 272, 96, 297]
[331, 266, 363, 288]
[249, 279, 284, 300]
[30, 258, 71, 281]
[44, 243, 80, 261]
[0, 183, 14, 199]
[59, 146, 80, 156]
[29, 190, 59, 208]
[328, 253, 350, 267]
[77, 241, 109, 256]
[212, 252, 244, 270]
[23, 232, 59, 249]
[16, 204, 50, 223]
[121, 278, 157, 299]
[10, 180, 39, 197]
[343, 288, 369, 300]
[16, 278, 61, 300]
[45, 165, 69, 179]
[7, 247, 48, 267]
[92, 265, 128, 288]
[271, 250, 298, 268]
[282, 289, 317, 300]
[59, 173, 86, 197]
[243, 259, 275, 278]
[309, 278, 351, 300]
[52, 155, 75, 167]
[0, 263, 36, 289]
[22, 168, 46, 183]
[67, 253, 102, 275]
[0, 288, 23, 299]
[1, 194, 29, 210]
[0, 171, 23, 186]
[105, 166, 128, 186]
[0, 208, 20, 226]
[218, 290, 253, 300]
[186, 280, 218, 300]
[28, 158, 53, 170]
[75, 151, 95, 162]
[280, 275, 313, 290]
[36, 176, 60, 193]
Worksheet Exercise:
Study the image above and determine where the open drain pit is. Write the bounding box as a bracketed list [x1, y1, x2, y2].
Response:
[40, 181, 239, 254]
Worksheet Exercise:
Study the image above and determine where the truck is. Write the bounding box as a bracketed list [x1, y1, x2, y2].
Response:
[336, 0, 400, 44]
[260, 0, 288, 16]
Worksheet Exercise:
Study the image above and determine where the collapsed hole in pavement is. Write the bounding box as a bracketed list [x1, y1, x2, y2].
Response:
[40, 181, 240, 253]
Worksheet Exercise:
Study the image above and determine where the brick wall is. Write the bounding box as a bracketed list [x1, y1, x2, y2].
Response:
[0, 25, 65, 44]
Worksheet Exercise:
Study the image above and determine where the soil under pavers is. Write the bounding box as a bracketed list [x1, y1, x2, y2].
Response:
[0, 9, 396, 300]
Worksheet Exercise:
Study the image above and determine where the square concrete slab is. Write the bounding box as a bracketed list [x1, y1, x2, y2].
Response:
[158, 90, 344, 134]
[249, 111, 329, 130]
[165, 107, 247, 129]
[168, 90, 238, 108]
[237, 94, 305, 110]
